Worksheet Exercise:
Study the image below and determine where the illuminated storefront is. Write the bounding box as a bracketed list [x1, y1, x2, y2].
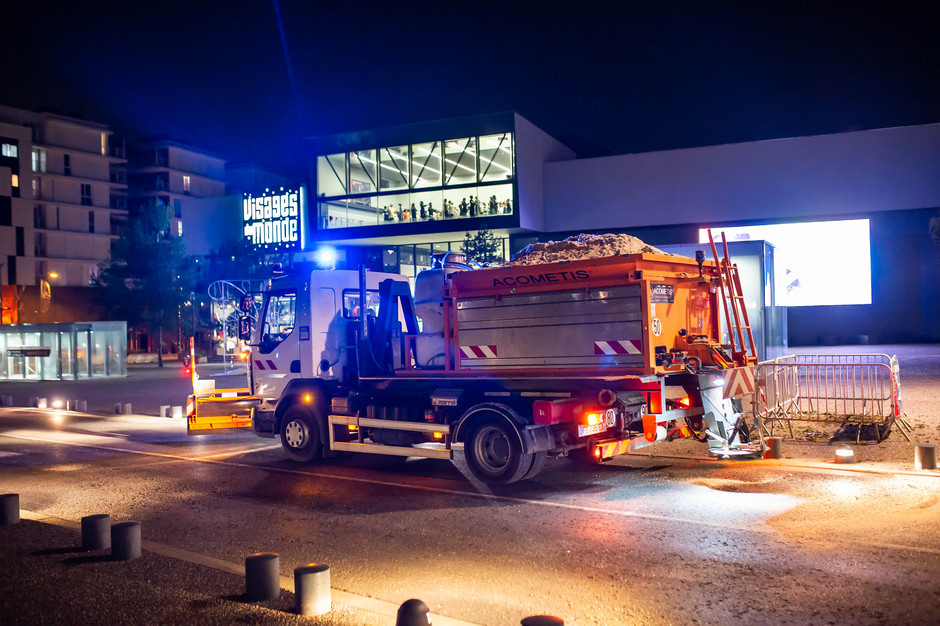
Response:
[316, 132, 514, 230]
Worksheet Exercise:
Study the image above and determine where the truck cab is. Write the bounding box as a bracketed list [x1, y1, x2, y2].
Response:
[248, 268, 410, 438]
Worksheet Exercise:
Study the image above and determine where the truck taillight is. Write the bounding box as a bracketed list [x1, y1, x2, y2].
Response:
[677, 397, 691, 408]
[586, 412, 603, 426]
[303, 394, 312, 403]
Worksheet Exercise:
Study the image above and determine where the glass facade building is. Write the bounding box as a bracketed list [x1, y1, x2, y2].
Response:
[316, 132, 514, 230]
[0, 322, 127, 380]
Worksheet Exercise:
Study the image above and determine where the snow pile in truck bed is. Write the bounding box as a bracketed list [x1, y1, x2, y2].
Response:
[504, 233, 673, 266]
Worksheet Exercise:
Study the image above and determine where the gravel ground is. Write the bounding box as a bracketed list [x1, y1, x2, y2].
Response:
[0, 518, 401, 625]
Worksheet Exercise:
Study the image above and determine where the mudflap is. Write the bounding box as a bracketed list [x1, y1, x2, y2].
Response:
[186, 388, 256, 435]
[698, 374, 763, 458]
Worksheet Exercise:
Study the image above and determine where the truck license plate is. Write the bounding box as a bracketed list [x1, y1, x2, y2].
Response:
[578, 423, 607, 437]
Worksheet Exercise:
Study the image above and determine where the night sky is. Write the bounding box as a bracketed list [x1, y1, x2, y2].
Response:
[3, 1, 938, 178]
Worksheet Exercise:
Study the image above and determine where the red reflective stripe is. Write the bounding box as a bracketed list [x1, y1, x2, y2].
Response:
[266, 360, 277, 370]
[255, 360, 265, 370]
[460, 345, 497, 358]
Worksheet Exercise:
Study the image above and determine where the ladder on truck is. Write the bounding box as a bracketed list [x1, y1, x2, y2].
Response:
[708, 230, 757, 367]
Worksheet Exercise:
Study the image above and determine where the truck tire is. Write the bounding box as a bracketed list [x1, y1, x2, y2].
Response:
[280, 405, 322, 462]
[522, 450, 547, 480]
[464, 418, 532, 484]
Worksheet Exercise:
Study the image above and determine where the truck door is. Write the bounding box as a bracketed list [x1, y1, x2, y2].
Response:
[253, 289, 301, 400]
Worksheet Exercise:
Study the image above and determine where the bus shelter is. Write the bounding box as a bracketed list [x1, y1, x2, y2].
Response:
[0, 322, 127, 380]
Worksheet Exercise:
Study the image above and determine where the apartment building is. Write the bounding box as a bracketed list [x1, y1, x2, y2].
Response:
[127, 138, 226, 239]
[1, 105, 127, 322]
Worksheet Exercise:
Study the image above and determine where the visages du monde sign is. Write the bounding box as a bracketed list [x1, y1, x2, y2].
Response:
[243, 188, 304, 249]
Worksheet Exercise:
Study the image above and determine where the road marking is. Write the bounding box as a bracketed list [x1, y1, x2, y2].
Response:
[18, 509, 479, 626]
[0, 431, 770, 532]
[5, 430, 939, 552]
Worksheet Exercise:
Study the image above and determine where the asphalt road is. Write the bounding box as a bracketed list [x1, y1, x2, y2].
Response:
[1, 401, 938, 625]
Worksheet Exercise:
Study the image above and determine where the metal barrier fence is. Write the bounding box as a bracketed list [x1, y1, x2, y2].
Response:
[753, 353, 912, 442]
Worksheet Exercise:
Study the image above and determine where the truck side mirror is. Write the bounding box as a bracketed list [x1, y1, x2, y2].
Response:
[238, 315, 253, 341]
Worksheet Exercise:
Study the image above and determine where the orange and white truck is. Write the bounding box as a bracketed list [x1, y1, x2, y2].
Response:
[188, 237, 762, 483]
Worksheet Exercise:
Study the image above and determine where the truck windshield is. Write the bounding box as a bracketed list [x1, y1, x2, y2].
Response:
[259, 290, 296, 353]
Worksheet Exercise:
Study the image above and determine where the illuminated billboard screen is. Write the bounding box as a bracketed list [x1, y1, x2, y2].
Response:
[699, 219, 871, 307]
[243, 187, 306, 251]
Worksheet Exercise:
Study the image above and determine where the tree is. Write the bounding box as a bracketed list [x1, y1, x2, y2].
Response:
[461, 225, 503, 265]
[97, 200, 196, 366]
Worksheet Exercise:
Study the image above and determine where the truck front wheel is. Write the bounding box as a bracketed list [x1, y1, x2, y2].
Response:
[280, 405, 322, 462]
[464, 418, 532, 484]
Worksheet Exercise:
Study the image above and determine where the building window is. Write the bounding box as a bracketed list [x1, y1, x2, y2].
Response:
[174, 198, 181, 218]
[11, 173, 18, 188]
[317, 153, 347, 196]
[444, 137, 477, 186]
[177, 220, 183, 237]
[349, 149, 377, 195]
[101, 133, 107, 156]
[63, 154, 71, 176]
[378, 146, 409, 192]
[34, 205, 46, 229]
[32, 147, 46, 173]
[1, 142, 17, 158]
[32, 176, 40, 199]
[35, 232, 47, 257]
[88, 210, 95, 233]
[81, 183, 92, 206]
[183, 175, 191, 193]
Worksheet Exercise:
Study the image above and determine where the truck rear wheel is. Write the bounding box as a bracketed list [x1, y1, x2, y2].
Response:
[280, 405, 322, 462]
[464, 418, 532, 484]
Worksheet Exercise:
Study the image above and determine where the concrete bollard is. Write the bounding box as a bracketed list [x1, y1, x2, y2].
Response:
[81, 514, 111, 551]
[111, 521, 142, 561]
[521, 617, 565, 626]
[72, 400, 87, 412]
[1, 493, 20, 525]
[245, 552, 280, 602]
[763, 436, 782, 460]
[1, 395, 12, 407]
[396, 599, 431, 626]
[171, 406, 183, 419]
[122, 403, 133, 415]
[113, 402, 123, 414]
[914, 444, 937, 470]
[32, 397, 48, 409]
[294, 563, 331, 616]
[160, 405, 171, 418]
